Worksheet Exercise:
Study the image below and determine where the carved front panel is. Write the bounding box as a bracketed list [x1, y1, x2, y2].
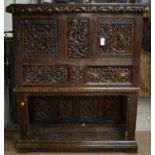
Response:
[23, 66, 68, 84]
[67, 18, 89, 58]
[86, 66, 131, 83]
[97, 21, 133, 54]
[79, 97, 98, 122]
[103, 96, 123, 123]
[23, 19, 57, 58]
[29, 97, 51, 122]
[56, 97, 74, 122]
[28, 96, 124, 124]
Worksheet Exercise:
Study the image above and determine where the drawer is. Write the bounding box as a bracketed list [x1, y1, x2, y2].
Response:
[21, 64, 132, 86]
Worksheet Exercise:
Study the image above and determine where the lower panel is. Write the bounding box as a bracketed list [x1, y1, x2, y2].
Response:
[28, 95, 126, 124]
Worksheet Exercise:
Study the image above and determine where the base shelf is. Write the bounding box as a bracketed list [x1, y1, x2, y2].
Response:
[16, 123, 137, 152]
[30, 123, 124, 141]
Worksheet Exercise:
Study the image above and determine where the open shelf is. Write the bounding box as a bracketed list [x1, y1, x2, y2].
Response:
[29, 123, 125, 141]
[17, 123, 137, 152]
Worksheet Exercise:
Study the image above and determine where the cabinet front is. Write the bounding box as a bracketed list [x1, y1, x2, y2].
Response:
[15, 14, 137, 87]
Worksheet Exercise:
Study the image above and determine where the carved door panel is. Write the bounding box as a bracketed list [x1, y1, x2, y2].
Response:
[96, 18, 135, 57]
[20, 19, 58, 59]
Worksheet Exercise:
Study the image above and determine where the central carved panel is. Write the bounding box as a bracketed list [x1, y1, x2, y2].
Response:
[86, 66, 131, 83]
[23, 20, 57, 58]
[23, 66, 68, 84]
[97, 22, 132, 54]
[67, 18, 89, 58]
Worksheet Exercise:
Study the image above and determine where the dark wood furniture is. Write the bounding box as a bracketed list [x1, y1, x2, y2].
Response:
[6, 3, 147, 152]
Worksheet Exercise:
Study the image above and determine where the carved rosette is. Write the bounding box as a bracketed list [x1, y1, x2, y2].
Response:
[70, 66, 84, 83]
[24, 21, 57, 57]
[97, 23, 132, 54]
[86, 66, 131, 83]
[23, 66, 68, 84]
[67, 18, 88, 58]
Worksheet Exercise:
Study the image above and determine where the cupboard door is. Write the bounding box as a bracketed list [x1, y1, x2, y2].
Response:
[96, 18, 135, 57]
[20, 19, 58, 59]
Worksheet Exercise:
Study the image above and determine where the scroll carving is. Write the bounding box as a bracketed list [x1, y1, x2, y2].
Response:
[86, 66, 131, 83]
[24, 21, 57, 57]
[98, 23, 132, 54]
[6, 4, 148, 13]
[23, 66, 68, 84]
[67, 18, 88, 58]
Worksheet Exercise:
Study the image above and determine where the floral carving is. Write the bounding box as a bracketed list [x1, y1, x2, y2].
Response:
[70, 66, 84, 83]
[67, 18, 88, 58]
[23, 66, 68, 84]
[24, 21, 57, 57]
[86, 66, 131, 83]
[98, 24, 132, 54]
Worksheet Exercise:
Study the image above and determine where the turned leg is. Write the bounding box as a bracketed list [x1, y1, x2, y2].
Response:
[17, 93, 30, 139]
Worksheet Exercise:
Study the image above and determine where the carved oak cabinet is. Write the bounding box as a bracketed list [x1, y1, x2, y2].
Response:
[6, 3, 147, 152]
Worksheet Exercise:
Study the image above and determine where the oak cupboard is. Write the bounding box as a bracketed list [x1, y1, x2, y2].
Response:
[6, 3, 147, 152]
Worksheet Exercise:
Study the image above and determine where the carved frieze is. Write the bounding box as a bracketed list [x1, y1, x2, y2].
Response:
[23, 66, 68, 84]
[24, 20, 57, 57]
[67, 18, 88, 58]
[98, 23, 132, 54]
[86, 66, 131, 83]
[6, 4, 148, 13]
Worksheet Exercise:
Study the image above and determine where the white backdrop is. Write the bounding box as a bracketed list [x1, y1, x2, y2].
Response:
[4, 0, 31, 31]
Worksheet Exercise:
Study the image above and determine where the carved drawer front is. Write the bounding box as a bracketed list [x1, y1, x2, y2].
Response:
[23, 65, 68, 85]
[86, 66, 132, 84]
[97, 18, 135, 56]
[22, 65, 132, 85]
[20, 19, 58, 59]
